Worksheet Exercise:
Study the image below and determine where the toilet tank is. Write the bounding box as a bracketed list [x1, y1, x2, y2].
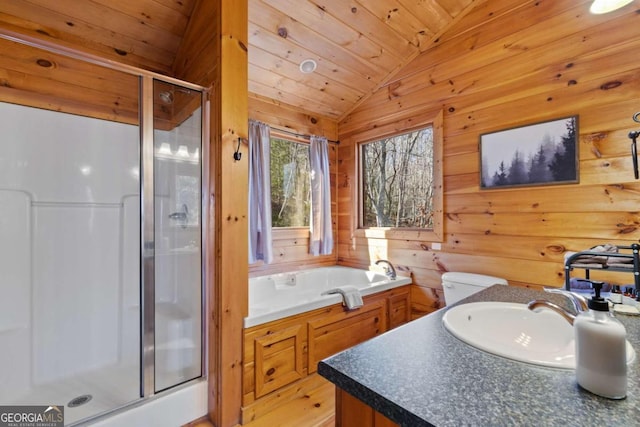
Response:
[442, 272, 508, 306]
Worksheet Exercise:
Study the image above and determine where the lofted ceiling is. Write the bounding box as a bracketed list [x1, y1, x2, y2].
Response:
[248, 0, 477, 120]
[0, 0, 478, 121]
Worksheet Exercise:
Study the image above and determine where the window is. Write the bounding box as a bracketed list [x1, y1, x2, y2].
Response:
[357, 110, 442, 240]
[270, 137, 310, 227]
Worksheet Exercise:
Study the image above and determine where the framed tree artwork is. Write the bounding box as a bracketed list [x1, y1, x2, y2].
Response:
[479, 116, 579, 189]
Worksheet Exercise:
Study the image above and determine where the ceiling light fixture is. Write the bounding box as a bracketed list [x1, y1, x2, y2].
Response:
[299, 59, 317, 74]
[176, 145, 190, 158]
[159, 91, 173, 104]
[589, 0, 634, 14]
[158, 143, 172, 155]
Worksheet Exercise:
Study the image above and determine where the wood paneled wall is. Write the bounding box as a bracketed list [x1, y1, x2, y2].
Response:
[248, 95, 339, 277]
[336, 0, 640, 318]
[213, 2, 249, 425]
[174, 1, 248, 426]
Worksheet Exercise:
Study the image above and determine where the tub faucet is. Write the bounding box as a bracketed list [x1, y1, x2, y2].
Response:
[375, 259, 397, 280]
[527, 288, 588, 326]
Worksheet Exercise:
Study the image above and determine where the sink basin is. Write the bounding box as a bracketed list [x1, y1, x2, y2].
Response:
[442, 301, 635, 369]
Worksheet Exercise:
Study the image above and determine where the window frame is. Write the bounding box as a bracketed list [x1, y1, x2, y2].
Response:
[354, 110, 443, 242]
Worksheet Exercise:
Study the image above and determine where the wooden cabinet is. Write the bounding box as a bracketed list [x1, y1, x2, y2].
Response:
[242, 285, 410, 424]
[308, 300, 386, 374]
[253, 325, 304, 398]
[243, 318, 310, 406]
[387, 291, 410, 329]
[336, 388, 399, 427]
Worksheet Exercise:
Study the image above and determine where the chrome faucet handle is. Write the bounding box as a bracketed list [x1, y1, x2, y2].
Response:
[544, 287, 588, 313]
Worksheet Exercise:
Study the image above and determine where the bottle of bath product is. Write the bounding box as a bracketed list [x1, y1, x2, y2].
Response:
[610, 285, 623, 304]
[574, 281, 627, 399]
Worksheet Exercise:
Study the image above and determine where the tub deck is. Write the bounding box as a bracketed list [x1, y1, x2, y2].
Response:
[245, 266, 411, 328]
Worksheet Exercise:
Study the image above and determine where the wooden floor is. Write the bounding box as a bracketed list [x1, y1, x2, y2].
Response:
[190, 420, 334, 427]
[184, 380, 335, 427]
[186, 413, 335, 427]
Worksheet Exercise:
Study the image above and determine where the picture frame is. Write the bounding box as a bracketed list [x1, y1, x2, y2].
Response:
[479, 116, 579, 189]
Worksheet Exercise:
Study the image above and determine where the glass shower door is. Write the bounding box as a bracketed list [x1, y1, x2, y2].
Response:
[0, 65, 141, 425]
[0, 38, 206, 425]
[152, 80, 203, 392]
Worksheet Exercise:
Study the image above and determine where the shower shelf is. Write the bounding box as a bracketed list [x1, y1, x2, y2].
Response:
[155, 247, 199, 257]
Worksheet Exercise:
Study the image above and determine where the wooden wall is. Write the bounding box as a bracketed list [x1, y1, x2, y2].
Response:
[248, 95, 339, 277]
[336, 0, 640, 318]
[174, 1, 248, 426]
[213, 2, 248, 426]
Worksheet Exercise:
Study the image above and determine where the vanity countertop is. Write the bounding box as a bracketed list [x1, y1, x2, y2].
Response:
[318, 285, 640, 426]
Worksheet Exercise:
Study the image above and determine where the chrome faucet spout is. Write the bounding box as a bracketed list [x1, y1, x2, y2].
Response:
[527, 300, 576, 325]
[527, 288, 590, 326]
[375, 259, 397, 280]
[543, 288, 588, 314]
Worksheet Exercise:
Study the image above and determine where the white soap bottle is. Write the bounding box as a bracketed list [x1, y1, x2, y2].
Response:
[574, 281, 627, 399]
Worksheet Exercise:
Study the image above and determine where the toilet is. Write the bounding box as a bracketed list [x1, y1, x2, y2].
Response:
[442, 272, 508, 305]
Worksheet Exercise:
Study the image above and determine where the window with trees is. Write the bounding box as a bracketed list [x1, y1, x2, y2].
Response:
[360, 126, 435, 229]
[270, 137, 310, 227]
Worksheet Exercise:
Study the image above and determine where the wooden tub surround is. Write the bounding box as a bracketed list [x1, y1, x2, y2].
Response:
[241, 285, 411, 425]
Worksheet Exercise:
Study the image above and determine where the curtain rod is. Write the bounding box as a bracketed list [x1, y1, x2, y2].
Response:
[271, 126, 340, 145]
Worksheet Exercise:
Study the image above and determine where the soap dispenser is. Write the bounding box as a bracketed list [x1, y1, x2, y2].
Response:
[574, 281, 627, 399]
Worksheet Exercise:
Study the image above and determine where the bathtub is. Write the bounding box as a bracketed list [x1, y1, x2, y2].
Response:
[245, 266, 412, 328]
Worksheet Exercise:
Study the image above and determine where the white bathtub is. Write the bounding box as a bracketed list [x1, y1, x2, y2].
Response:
[245, 266, 412, 328]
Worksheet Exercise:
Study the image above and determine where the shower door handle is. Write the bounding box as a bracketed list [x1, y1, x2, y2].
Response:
[168, 212, 187, 220]
[168, 204, 188, 227]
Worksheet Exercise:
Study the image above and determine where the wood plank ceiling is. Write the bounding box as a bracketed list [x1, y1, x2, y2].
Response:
[249, 0, 477, 120]
[0, 0, 477, 121]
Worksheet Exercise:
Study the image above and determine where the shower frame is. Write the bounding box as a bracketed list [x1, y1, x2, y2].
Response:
[0, 27, 210, 412]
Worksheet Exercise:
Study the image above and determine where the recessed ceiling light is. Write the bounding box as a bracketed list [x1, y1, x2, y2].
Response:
[299, 59, 317, 74]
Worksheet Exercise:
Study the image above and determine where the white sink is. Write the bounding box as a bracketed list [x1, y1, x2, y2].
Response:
[442, 301, 635, 369]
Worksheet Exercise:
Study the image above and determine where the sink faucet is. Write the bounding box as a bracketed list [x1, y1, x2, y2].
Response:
[543, 288, 589, 313]
[527, 288, 588, 326]
[375, 259, 397, 280]
[527, 300, 577, 325]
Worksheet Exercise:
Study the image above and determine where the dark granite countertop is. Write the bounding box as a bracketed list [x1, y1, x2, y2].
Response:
[318, 285, 640, 427]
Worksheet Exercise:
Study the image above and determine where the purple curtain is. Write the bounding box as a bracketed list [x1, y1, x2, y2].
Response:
[248, 120, 273, 264]
[309, 135, 333, 256]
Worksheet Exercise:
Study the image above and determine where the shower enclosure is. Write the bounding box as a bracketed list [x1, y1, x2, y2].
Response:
[0, 38, 206, 425]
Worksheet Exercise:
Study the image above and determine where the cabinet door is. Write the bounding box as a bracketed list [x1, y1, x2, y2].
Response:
[336, 388, 399, 427]
[254, 325, 304, 398]
[308, 301, 386, 373]
[388, 291, 410, 329]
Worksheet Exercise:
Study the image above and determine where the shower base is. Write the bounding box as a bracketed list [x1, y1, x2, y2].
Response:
[7, 363, 138, 425]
